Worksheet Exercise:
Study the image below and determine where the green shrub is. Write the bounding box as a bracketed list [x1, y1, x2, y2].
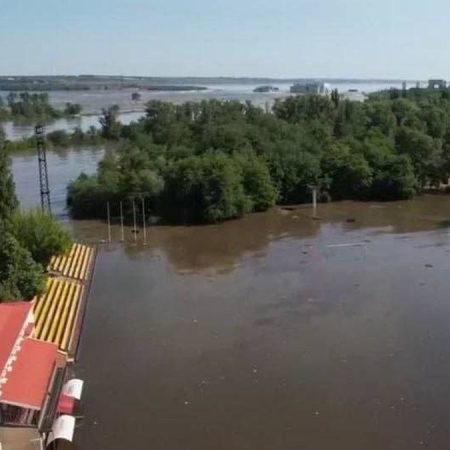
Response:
[162, 153, 251, 223]
[0, 231, 44, 302]
[12, 209, 72, 266]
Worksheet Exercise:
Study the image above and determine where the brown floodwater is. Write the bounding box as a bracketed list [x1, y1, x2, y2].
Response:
[71, 196, 450, 450]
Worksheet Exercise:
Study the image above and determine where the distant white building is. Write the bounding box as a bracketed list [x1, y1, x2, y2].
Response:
[290, 81, 332, 95]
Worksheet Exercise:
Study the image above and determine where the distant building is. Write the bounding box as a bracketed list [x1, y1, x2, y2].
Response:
[290, 81, 332, 95]
[428, 79, 447, 89]
[253, 85, 279, 93]
[402, 81, 407, 90]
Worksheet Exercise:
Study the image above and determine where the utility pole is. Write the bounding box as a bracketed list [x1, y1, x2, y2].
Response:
[120, 201, 125, 242]
[132, 199, 137, 242]
[35, 124, 52, 214]
[141, 197, 147, 245]
[106, 202, 112, 243]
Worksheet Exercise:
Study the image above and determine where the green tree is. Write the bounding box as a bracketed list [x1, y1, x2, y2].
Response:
[395, 128, 442, 187]
[67, 174, 113, 219]
[331, 89, 340, 108]
[236, 153, 278, 211]
[99, 105, 121, 139]
[162, 153, 250, 223]
[0, 231, 44, 302]
[12, 209, 72, 266]
[64, 103, 82, 115]
[0, 136, 18, 224]
[267, 142, 321, 204]
[321, 142, 373, 200]
[370, 154, 417, 200]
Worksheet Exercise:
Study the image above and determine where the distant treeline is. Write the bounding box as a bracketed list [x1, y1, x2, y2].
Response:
[2, 126, 103, 153]
[65, 89, 450, 224]
[0, 92, 81, 121]
[0, 76, 207, 92]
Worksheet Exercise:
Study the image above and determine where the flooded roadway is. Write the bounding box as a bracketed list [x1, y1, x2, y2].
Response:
[10, 150, 450, 449]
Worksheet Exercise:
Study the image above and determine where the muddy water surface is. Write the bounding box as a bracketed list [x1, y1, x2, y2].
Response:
[72, 198, 450, 450]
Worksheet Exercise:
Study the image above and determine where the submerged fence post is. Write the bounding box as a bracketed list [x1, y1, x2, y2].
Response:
[312, 188, 317, 210]
[120, 201, 125, 242]
[142, 197, 147, 245]
[132, 199, 137, 242]
[106, 201, 112, 243]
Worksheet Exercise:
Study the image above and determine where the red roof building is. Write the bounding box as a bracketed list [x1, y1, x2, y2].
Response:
[0, 302, 60, 427]
[1, 338, 58, 410]
[0, 303, 33, 374]
[1, 301, 82, 449]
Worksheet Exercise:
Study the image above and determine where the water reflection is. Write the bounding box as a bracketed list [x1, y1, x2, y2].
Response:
[11, 147, 450, 274]
[76, 214, 450, 450]
[76, 197, 450, 277]
[11, 146, 104, 218]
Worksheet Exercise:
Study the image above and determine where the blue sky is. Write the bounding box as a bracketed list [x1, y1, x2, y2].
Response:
[1, 0, 448, 79]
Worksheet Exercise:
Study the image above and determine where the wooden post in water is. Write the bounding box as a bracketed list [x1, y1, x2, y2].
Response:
[141, 197, 147, 245]
[132, 199, 137, 242]
[312, 188, 317, 210]
[120, 201, 125, 242]
[106, 201, 111, 243]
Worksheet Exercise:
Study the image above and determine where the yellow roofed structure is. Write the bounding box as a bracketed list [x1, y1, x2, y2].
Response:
[32, 278, 84, 353]
[48, 243, 94, 282]
[32, 242, 96, 357]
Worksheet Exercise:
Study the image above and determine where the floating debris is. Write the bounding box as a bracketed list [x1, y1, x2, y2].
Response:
[328, 243, 364, 248]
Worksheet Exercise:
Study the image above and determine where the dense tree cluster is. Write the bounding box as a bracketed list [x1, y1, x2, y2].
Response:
[68, 90, 450, 223]
[0, 131, 72, 302]
[63, 102, 82, 115]
[0, 92, 82, 121]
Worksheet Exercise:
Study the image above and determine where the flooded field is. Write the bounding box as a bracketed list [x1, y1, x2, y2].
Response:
[10, 149, 450, 449]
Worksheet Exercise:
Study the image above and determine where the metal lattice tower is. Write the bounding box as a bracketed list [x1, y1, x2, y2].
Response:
[35, 124, 52, 214]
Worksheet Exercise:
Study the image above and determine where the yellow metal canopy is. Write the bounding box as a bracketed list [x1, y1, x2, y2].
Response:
[33, 278, 83, 352]
[48, 243, 94, 282]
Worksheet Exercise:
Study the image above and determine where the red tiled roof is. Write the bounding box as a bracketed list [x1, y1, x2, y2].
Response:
[0, 338, 58, 409]
[0, 302, 32, 372]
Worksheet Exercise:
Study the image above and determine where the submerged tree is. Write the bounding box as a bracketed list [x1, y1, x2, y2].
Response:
[99, 105, 121, 140]
[66, 93, 450, 224]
